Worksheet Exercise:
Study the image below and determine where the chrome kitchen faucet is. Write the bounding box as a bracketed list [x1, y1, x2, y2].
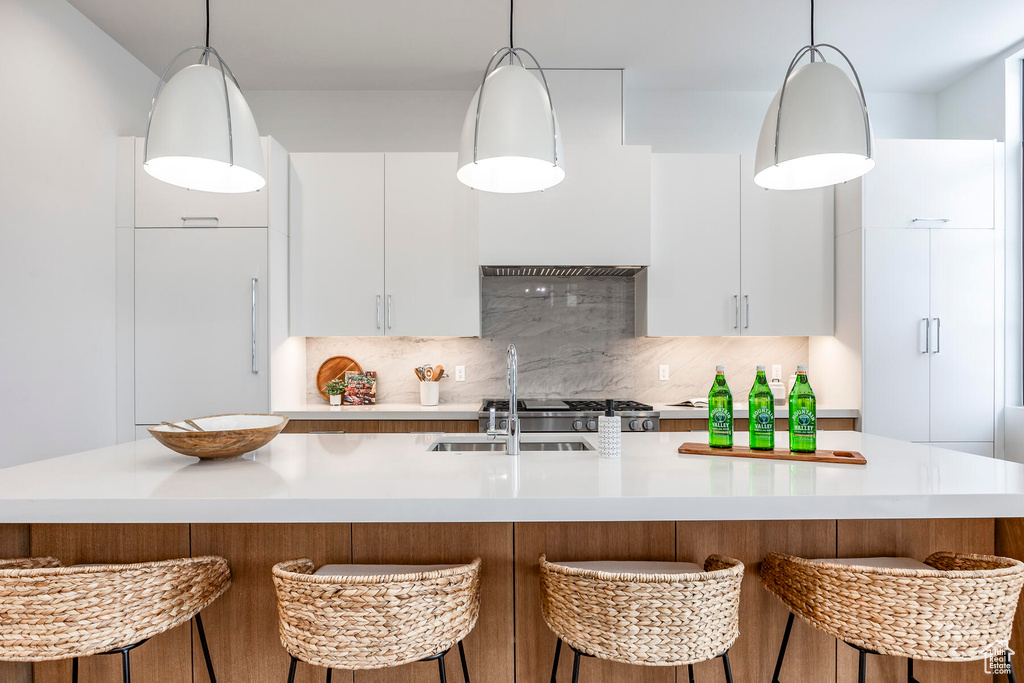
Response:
[487, 344, 521, 455]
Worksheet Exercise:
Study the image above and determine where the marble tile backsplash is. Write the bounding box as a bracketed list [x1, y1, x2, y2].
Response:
[305, 276, 807, 404]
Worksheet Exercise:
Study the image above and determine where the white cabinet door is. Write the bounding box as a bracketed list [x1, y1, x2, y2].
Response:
[862, 139, 995, 230]
[289, 153, 385, 337]
[645, 154, 740, 336]
[384, 154, 480, 337]
[929, 230, 995, 442]
[862, 229, 931, 441]
[740, 156, 834, 336]
[478, 146, 652, 266]
[135, 228, 268, 424]
[134, 138, 270, 228]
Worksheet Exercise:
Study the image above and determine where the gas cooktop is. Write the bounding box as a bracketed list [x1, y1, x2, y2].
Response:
[478, 399, 659, 432]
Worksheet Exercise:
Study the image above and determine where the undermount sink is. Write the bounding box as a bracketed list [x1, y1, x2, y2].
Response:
[428, 437, 595, 453]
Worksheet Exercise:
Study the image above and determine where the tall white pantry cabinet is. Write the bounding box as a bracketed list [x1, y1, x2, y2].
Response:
[821, 139, 1003, 457]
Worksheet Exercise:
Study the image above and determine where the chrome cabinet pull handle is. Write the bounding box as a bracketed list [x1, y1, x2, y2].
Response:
[181, 216, 219, 225]
[922, 318, 930, 354]
[933, 317, 940, 353]
[733, 295, 739, 329]
[387, 294, 392, 330]
[911, 218, 951, 223]
[376, 295, 381, 330]
[744, 295, 750, 329]
[251, 278, 259, 374]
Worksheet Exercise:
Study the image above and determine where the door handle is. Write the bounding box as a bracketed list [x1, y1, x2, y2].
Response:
[922, 318, 930, 354]
[376, 295, 381, 330]
[933, 317, 940, 353]
[744, 295, 750, 330]
[387, 294, 392, 330]
[733, 295, 739, 329]
[251, 278, 259, 374]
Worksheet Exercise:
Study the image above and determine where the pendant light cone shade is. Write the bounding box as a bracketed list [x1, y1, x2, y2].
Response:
[754, 61, 874, 190]
[457, 64, 564, 193]
[144, 63, 265, 193]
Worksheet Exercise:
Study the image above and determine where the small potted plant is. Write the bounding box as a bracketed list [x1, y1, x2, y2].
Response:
[324, 378, 346, 406]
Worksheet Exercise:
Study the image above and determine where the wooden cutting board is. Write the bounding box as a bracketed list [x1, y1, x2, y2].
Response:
[316, 356, 362, 401]
[678, 442, 866, 465]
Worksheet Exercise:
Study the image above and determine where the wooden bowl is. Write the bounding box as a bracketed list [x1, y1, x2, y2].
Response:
[148, 414, 290, 460]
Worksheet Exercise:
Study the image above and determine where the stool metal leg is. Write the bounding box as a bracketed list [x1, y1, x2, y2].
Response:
[458, 640, 470, 683]
[857, 649, 867, 683]
[721, 650, 734, 683]
[571, 650, 582, 683]
[907, 658, 919, 683]
[437, 651, 448, 683]
[772, 612, 795, 683]
[71, 657, 79, 683]
[687, 663, 695, 683]
[326, 668, 332, 683]
[121, 649, 132, 683]
[195, 613, 218, 683]
[1008, 650, 1017, 683]
[287, 656, 298, 683]
[550, 638, 562, 683]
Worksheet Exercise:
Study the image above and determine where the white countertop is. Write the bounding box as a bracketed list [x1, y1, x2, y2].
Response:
[0, 431, 1018, 523]
[275, 402, 860, 422]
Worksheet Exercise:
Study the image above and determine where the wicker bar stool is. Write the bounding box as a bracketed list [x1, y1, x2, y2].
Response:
[539, 555, 744, 683]
[760, 552, 1024, 683]
[272, 558, 481, 683]
[0, 555, 231, 682]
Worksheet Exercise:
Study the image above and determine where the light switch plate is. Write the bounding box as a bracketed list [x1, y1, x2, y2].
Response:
[455, 366, 466, 382]
[659, 365, 669, 381]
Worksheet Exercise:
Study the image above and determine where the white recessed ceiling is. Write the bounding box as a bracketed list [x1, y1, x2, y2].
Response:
[68, 0, 1024, 93]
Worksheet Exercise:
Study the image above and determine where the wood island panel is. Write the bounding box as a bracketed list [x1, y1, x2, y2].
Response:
[351, 523, 514, 683]
[515, 522, 677, 683]
[836, 519, 995, 683]
[0, 525, 30, 683]
[377, 420, 478, 434]
[282, 420, 380, 433]
[677, 520, 838, 683]
[30, 524, 192, 683]
[190, 523, 349, 683]
[996, 518, 1024, 683]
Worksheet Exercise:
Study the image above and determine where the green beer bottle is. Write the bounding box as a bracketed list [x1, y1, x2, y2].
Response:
[788, 365, 816, 452]
[748, 365, 775, 451]
[708, 365, 733, 448]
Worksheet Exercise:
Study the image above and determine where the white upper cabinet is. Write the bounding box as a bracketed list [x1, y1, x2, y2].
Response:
[861, 139, 996, 230]
[740, 156, 834, 336]
[478, 146, 652, 266]
[643, 154, 741, 336]
[289, 153, 385, 337]
[384, 154, 480, 337]
[134, 137, 273, 228]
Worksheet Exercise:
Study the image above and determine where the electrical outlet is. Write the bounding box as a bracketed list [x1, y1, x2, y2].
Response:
[771, 364, 783, 382]
[659, 365, 670, 381]
[455, 366, 466, 382]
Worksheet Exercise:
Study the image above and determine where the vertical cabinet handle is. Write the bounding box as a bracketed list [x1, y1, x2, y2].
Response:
[251, 278, 259, 374]
[387, 295, 393, 330]
[933, 317, 941, 353]
[744, 295, 750, 329]
[922, 318, 930, 354]
[376, 295, 381, 330]
[733, 295, 739, 329]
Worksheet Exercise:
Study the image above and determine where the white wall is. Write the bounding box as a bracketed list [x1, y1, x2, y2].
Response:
[937, 58, 1007, 140]
[0, 0, 155, 466]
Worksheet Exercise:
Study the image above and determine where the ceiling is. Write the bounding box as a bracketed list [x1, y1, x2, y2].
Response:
[68, 0, 1024, 93]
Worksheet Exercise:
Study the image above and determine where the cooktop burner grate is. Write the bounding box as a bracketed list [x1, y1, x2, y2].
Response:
[482, 399, 654, 413]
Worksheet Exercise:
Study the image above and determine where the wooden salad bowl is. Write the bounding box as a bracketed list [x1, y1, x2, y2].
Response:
[148, 414, 290, 460]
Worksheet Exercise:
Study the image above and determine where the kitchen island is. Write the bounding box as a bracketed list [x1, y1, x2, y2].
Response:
[1, 432, 1021, 683]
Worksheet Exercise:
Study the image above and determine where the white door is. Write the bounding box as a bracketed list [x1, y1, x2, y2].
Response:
[134, 138, 270, 228]
[645, 154, 741, 336]
[384, 153, 480, 337]
[929, 230, 995, 442]
[862, 229, 931, 441]
[289, 153, 385, 336]
[861, 139, 995, 230]
[135, 228, 268, 424]
[740, 156, 834, 336]
[478, 146, 652, 266]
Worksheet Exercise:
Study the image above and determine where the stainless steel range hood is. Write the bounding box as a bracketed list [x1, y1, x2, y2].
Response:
[480, 266, 645, 277]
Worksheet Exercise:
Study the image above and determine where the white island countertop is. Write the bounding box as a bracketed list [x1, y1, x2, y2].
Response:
[0, 431, 1020, 523]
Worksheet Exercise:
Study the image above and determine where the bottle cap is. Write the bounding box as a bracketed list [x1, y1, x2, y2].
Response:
[797, 365, 808, 373]
[716, 365, 725, 372]
[756, 365, 766, 371]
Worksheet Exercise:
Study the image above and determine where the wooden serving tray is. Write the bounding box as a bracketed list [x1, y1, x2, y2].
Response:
[316, 355, 362, 400]
[678, 442, 866, 465]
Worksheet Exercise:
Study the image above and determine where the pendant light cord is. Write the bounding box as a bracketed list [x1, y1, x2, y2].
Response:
[810, 0, 815, 45]
[508, 0, 514, 64]
[205, 0, 211, 48]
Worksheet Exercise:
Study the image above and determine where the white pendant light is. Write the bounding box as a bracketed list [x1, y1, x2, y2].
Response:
[754, 0, 873, 191]
[457, 0, 564, 194]
[143, 1, 265, 194]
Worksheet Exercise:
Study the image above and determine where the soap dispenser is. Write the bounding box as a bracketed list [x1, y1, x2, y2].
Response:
[598, 399, 622, 459]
